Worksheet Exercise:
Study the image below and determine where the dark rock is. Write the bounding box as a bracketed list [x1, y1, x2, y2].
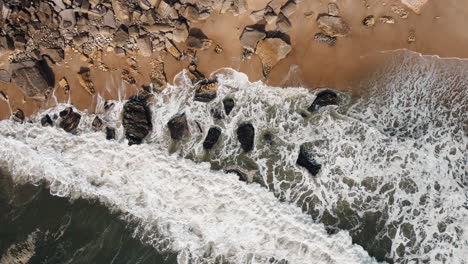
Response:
[307, 90, 338, 112]
[59, 107, 81, 133]
[11, 60, 54, 101]
[92, 116, 103, 130]
[194, 79, 218, 102]
[106, 127, 116, 140]
[263, 132, 273, 143]
[362, 15, 375, 27]
[314, 33, 337, 46]
[203, 126, 222, 150]
[167, 113, 188, 141]
[296, 144, 321, 176]
[12, 109, 25, 123]
[122, 98, 152, 145]
[237, 123, 255, 152]
[224, 166, 249, 182]
[223, 98, 235, 116]
[210, 108, 224, 120]
[41, 114, 53, 127]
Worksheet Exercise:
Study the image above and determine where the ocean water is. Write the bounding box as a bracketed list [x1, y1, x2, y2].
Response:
[0, 50, 467, 264]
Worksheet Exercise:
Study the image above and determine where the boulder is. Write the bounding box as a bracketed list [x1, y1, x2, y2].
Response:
[203, 126, 222, 149]
[280, 1, 296, 17]
[165, 40, 182, 59]
[328, 2, 340, 16]
[77, 67, 95, 95]
[106, 127, 116, 140]
[122, 97, 152, 145]
[255, 38, 291, 76]
[240, 27, 266, 52]
[59, 107, 81, 133]
[186, 29, 212, 50]
[276, 13, 292, 32]
[314, 33, 337, 46]
[223, 98, 235, 116]
[167, 113, 188, 140]
[58, 78, 70, 94]
[308, 90, 338, 112]
[11, 60, 54, 101]
[12, 109, 25, 123]
[136, 37, 153, 57]
[236, 123, 255, 152]
[41, 114, 53, 127]
[172, 22, 189, 43]
[111, 0, 131, 24]
[194, 79, 218, 102]
[250, 9, 265, 23]
[0, 69, 11, 83]
[362, 15, 375, 27]
[316, 14, 350, 37]
[296, 144, 322, 176]
[224, 165, 250, 182]
[92, 116, 103, 130]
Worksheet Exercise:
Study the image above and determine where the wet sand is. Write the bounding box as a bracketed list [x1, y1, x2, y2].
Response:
[1, 0, 468, 120]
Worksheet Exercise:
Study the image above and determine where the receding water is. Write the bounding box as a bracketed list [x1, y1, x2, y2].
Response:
[0, 50, 467, 264]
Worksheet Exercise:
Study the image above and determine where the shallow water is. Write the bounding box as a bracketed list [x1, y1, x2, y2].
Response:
[0, 50, 467, 264]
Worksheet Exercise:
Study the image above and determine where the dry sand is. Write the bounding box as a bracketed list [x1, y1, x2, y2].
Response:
[1, 0, 468, 120]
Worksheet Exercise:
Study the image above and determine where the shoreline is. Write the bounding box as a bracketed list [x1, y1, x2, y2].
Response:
[1, 0, 468, 120]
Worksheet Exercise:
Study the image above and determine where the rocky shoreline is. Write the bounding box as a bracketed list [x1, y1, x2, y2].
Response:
[1, 0, 467, 121]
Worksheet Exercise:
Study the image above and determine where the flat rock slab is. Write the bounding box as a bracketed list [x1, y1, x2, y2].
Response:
[255, 38, 291, 76]
[11, 60, 54, 101]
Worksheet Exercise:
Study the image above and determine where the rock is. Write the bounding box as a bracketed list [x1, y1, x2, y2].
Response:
[114, 26, 129, 47]
[407, 29, 416, 43]
[267, 0, 283, 11]
[136, 37, 152, 57]
[221, 0, 248, 16]
[139, 0, 152, 10]
[379, 16, 395, 24]
[250, 9, 265, 23]
[224, 165, 255, 182]
[276, 13, 292, 32]
[314, 33, 337, 46]
[240, 27, 266, 52]
[215, 45, 223, 54]
[150, 60, 167, 92]
[122, 97, 152, 145]
[59, 107, 81, 133]
[186, 29, 213, 50]
[401, 0, 428, 14]
[58, 78, 70, 94]
[188, 64, 205, 84]
[77, 67, 95, 95]
[12, 109, 25, 123]
[165, 40, 182, 59]
[317, 14, 350, 37]
[264, 7, 278, 24]
[203, 126, 222, 149]
[41, 48, 65, 64]
[157, 0, 178, 19]
[194, 80, 218, 102]
[391, 5, 409, 19]
[111, 0, 131, 23]
[167, 113, 188, 140]
[106, 127, 116, 140]
[172, 22, 189, 43]
[181, 5, 201, 21]
[92, 116, 103, 130]
[60, 9, 76, 29]
[328, 2, 340, 16]
[362, 15, 375, 27]
[307, 90, 338, 112]
[223, 98, 235, 116]
[281, 1, 296, 17]
[103, 10, 117, 28]
[296, 144, 322, 176]
[0, 69, 11, 83]
[41, 114, 53, 127]
[11, 60, 54, 101]
[236, 123, 255, 152]
[143, 23, 175, 33]
[255, 38, 291, 76]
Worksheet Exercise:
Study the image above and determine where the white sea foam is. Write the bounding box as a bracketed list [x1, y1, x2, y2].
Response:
[0, 50, 467, 264]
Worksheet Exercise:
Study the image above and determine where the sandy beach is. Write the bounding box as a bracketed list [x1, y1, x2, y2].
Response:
[1, 0, 468, 120]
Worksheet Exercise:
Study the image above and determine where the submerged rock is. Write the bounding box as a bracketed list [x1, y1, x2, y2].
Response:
[237, 123, 255, 152]
[11, 60, 54, 101]
[92, 116, 103, 131]
[308, 90, 338, 112]
[296, 144, 321, 176]
[194, 79, 218, 102]
[41, 114, 53, 127]
[223, 98, 235, 116]
[122, 98, 152, 145]
[203, 126, 222, 150]
[316, 14, 350, 37]
[167, 113, 188, 140]
[106, 127, 116, 140]
[59, 107, 81, 133]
